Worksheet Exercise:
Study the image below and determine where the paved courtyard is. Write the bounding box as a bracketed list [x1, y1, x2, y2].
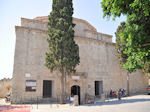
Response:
[0, 95, 150, 112]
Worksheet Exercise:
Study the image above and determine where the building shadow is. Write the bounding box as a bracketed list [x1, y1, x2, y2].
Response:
[82, 98, 150, 106]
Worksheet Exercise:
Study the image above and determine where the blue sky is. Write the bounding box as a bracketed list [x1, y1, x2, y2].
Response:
[0, 0, 126, 79]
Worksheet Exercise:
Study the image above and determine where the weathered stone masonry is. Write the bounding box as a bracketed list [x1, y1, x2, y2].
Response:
[12, 16, 148, 104]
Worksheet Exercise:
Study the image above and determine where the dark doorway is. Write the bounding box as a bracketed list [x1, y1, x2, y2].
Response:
[43, 80, 52, 98]
[95, 81, 103, 96]
[71, 85, 80, 104]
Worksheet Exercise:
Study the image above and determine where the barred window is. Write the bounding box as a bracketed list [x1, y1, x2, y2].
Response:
[25, 80, 36, 92]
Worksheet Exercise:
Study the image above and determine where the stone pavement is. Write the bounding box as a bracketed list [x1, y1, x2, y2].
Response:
[30, 95, 150, 112]
[1, 95, 150, 112]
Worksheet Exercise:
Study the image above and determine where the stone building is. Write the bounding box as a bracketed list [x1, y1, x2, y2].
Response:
[12, 16, 148, 104]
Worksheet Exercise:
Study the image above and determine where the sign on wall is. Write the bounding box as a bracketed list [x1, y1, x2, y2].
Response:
[25, 73, 31, 78]
[72, 76, 80, 80]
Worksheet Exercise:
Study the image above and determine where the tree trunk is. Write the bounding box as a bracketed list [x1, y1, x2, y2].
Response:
[64, 71, 67, 101]
[127, 72, 130, 96]
[60, 69, 65, 104]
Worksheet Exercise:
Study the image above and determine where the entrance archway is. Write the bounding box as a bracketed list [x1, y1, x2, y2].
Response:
[71, 85, 80, 104]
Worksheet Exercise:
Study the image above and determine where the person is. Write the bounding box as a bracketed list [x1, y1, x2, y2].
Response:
[122, 89, 125, 97]
[110, 89, 113, 97]
[118, 89, 122, 100]
[70, 94, 74, 105]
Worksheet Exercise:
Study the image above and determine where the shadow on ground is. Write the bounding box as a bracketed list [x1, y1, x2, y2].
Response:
[82, 98, 150, 106]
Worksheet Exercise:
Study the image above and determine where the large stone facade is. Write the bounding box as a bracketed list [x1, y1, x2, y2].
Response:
[12, 16, 148, 104]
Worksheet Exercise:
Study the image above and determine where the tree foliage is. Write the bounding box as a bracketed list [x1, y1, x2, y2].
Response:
[143, 61, 150, 78]
[101, 0, 150, 73]
[46, 0, 80, 73]
[115, 22, 127, 66]
[45, 0, 80, 103]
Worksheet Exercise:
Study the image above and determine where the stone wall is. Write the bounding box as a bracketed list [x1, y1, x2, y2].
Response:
[0, 78, 11, 98]
[11, 16, 148, 103]
[21, 17, 112, 42]
[21, 18, 48, 31]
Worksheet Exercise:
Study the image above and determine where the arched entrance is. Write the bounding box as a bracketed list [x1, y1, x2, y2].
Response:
[71, 85, 80, 104]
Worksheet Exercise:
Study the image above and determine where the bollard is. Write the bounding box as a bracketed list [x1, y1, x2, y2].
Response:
[20, 96, 22, 104]
[50, 98, 52, 108]
[101, 94, 105, 103]
[37, 97, 38, 109]
[73, 95, 79, 106]
[31, 96, 33, 109]
[57, 95, 59, 107]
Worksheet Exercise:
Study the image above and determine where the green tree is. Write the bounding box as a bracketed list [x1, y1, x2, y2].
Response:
[45, 0, 80, 104]
[143, 61, 150, 78]
[115, 22, 127, 66]
[101, 0, 150, 76]
[115, 22, 130, 95]
[115, 22, 137, 95]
